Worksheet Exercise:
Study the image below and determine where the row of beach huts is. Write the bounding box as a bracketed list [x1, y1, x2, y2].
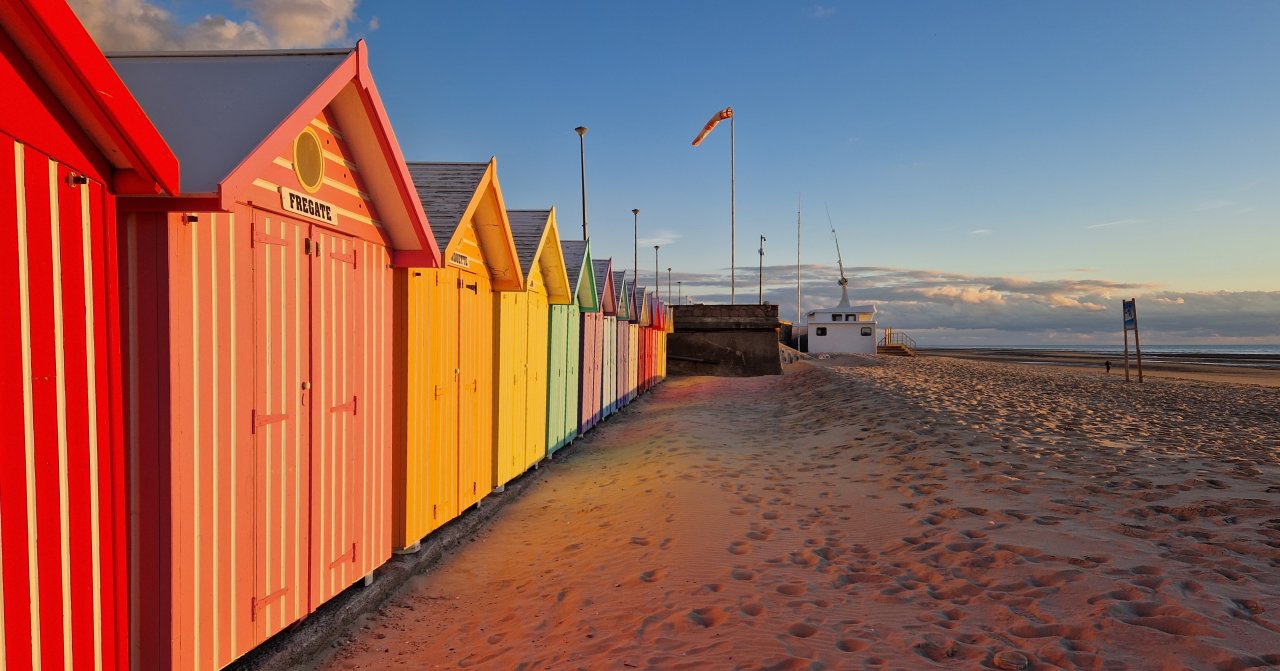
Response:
[0, 3, 670, 670]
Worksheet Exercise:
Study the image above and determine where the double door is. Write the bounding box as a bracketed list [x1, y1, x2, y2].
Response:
[249, 211, 362, 638]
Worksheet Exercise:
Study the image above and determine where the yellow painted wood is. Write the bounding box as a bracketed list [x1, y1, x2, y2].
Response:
[522, 268, 550, 471]
[393, 208, 503, 546]
[493, 290, 529, 487]
[457, 267, 494, 511]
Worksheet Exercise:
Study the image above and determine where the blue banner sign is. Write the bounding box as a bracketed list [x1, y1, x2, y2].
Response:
[1122, 299, 1136, 331]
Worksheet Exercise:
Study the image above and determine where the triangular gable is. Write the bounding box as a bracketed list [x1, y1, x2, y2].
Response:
[636, 287, 650, 326]
[1, 0, 177, 194]
[408, 159, 522, 289]
[507, 207, 572, 303]
[613, 273, 630, 320]
[592, 258, 617, 316]
[109, 42, 437, 266]
[665, 306, 675, 333]
[561, 239, 597, 312]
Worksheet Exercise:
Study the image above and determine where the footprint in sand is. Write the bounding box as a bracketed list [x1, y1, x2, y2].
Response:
[776, 583, 807, 596]
[640, 568, 667, 583]
[836, 638, 870, 652]
[631, 536, 652, 546]
[787, 622, 818, 638]
[739, 598, 766, 616]
[731, 567, 756, 581]
[688, 606, 729, 628]
[728, 540, 752, 555]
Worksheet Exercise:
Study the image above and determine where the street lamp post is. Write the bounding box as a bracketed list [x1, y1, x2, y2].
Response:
[758, 234, 766, 304]
[667, 267, 672, 303]
[677, 281, 682, 304]
[653, 245, 660, 303]
[632, 208, 639, 292]
[575, 126, 588, 239]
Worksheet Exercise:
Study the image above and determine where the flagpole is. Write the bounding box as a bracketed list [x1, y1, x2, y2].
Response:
[730, 113, 736, 304]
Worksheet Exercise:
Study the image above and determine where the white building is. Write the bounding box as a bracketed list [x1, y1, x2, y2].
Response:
[806, 303, 877, 354]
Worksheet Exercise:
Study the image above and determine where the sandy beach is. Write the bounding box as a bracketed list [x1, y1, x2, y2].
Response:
[312, 356, 1280, 670]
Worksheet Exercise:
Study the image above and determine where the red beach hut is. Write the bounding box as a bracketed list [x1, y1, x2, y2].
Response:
[109, 44, 437, 670]
[0, 2, 178, 669]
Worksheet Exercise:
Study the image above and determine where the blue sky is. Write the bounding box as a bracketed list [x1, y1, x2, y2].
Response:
[73, 0, 1280, 344]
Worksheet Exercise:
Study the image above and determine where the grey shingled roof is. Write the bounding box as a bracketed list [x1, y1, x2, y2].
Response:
[405, 163, 488, 252]
[107, 49, 350, 194]
[562, 240, 588, 290]
[612, 271, 628, 312]
[592, 259, 612, 302]
[507, 210, 549, 276]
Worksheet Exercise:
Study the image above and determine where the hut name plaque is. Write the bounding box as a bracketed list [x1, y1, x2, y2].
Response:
[281, 186, 336, 224]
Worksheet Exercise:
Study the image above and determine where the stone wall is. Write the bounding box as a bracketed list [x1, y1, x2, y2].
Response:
[668, 305, 782, 376]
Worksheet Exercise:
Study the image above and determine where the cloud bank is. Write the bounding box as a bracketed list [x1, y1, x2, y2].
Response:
[69, 0, 365, 51]
[673, 264, 1280, 345]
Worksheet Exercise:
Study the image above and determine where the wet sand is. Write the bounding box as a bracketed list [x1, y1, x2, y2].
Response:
[314, 356, 1280, 670]
[921, 348, 1280, 388]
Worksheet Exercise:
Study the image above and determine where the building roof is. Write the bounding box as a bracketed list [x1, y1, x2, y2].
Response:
[592, 258, 617, 315]
[592, 258, 612, 303]
[109, 48, 346, 195]
[810, 304, 876, 315]
[408, 162, 490, 253]
[2, 0, 178, 194]
[507, 208, 571, 303]
[613, 271, 629, 319]
[561, 239, 597, 312]
[507, 209, 548, 276]
[107, 42, 437, 265]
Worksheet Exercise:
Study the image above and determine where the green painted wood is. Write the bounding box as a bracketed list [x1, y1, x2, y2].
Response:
[546, 304, 568, 452]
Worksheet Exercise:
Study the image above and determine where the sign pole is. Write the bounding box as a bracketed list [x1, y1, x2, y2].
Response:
[1132, 300, 1144, 383]
[1123, 327, 1130, 382]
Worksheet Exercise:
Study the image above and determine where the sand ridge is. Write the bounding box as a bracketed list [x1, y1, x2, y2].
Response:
[314, 356, 1280, 670]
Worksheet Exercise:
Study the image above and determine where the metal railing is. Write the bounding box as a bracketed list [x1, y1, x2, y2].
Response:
[878, 328, 916, 351]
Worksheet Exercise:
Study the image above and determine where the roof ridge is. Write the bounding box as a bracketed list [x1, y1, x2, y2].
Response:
[106, 48, 353, 58]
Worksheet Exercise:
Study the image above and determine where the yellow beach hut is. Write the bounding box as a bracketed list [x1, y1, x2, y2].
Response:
[393, 159, 523, 549]
[496, 208, 572, 487]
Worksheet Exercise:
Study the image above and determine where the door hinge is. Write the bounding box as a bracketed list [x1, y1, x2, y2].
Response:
[304, 237, 312, 255]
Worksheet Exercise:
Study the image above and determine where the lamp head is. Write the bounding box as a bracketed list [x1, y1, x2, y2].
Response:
[575, 126, 588, 137]
[632, 208, 639, 216]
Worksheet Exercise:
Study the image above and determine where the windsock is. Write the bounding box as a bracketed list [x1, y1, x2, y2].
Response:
[691, 107, 734, 146]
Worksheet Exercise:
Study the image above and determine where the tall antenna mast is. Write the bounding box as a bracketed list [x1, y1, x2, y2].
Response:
[826, 204, 850, 307]
[796, 196, 802, 325]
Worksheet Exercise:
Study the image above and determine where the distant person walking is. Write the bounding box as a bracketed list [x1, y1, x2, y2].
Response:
[1105, 360, 1112, 374]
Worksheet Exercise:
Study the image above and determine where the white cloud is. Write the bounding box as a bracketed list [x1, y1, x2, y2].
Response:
[1086, 218, 1144, 230]
[69, 0, 363, 51]
[638, 229, 683, 247]
[968, 229, 993, 236]
[248, 0, 358, 48]
[811, 5, 836, 18]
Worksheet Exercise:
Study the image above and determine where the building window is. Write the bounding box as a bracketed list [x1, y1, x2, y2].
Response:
[861, 327, 873, 336]
[848, 314, 859, 321]
[815, 327, 827, 336]
[831, 314, 842, 321]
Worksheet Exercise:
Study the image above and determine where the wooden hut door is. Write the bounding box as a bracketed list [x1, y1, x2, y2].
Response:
[309, 226, 360, 598]
[457, 270, 490, 505]
[249, 213, 310, 639]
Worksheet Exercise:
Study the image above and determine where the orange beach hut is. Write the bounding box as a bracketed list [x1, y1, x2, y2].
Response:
[395, 160, 522, 548]
[0, 2, 178, 668]
[110, 44, 437, 670]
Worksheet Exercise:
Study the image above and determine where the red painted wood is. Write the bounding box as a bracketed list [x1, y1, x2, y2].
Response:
[0, 132, 35, 671]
